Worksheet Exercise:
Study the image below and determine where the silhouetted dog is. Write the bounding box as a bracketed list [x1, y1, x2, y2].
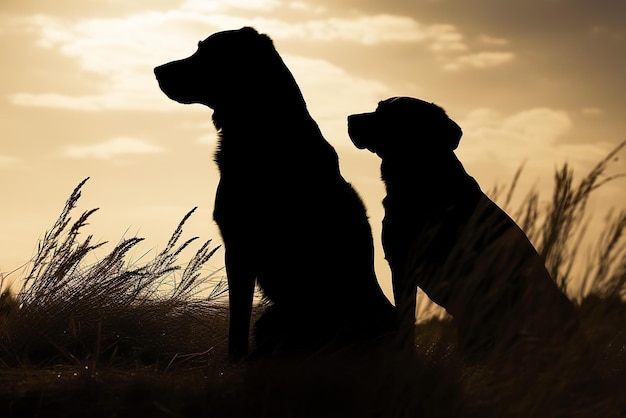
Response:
[155, 27, 394, 360]
[348, 97, 583, 359]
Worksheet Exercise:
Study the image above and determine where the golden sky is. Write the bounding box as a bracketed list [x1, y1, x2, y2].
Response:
[1, 0, 625, 298]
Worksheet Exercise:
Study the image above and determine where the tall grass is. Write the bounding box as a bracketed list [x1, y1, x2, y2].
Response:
[417, 141, 626, 320]
[0, 143, 625, 417]
[489, 141, 626, 295]
[0, 178, 228, 369]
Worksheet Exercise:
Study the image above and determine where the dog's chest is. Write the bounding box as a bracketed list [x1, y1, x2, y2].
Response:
[212, 151, 316, 232]
[379, 165, 485, 250]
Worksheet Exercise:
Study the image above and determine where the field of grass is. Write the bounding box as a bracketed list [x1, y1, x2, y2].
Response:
[1, 144, 625, 417]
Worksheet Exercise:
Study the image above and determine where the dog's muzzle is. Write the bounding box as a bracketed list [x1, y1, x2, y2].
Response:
[347, 112, 379, 150]
[154, 60, 197, 105]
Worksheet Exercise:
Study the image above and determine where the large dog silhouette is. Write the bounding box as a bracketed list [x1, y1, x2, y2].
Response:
[155, 27, 394, 359]
[348, 97, 583, 359]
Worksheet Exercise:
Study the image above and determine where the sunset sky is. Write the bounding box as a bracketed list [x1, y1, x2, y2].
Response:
[1, 0, 625, 299]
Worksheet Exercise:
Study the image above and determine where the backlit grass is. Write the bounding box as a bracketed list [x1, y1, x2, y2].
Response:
[1, 143, 625, 417]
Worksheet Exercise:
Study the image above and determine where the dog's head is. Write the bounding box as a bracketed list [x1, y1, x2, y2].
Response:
[154, 27, 302, 116]
[347, 97, 462, 157]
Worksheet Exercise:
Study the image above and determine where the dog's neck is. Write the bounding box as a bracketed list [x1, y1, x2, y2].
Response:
[213, 104, 339, 176]
[211, 86, 313, 128]
[380, 150, 480, 206]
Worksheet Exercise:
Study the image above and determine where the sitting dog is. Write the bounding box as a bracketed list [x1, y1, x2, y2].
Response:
[348, 97, 583, 359]
[154, 27, 394, 359]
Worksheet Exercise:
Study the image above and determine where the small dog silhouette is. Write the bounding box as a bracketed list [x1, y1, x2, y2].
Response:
[348, 97, 582, 358]
[155, 27, 394, 359]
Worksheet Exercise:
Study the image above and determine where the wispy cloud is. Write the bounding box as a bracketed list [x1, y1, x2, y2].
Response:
[460, 108, 572, 154]
[426, 24, 467, 52]
[581, 107, 604, 116]
[288, 1, 327, 14]
[285, 55, 389, 119]
[444, 51, 515, 71]
[456, 107, 615, 188]
[7, 0, 513, 113]
[0, 155, 20, 169]
[180, 0, 281, 13]
[61, 137, 164, 160]
[178, 0, 462, 47]
[589, 25, 625, 41]
[10, 92, 155, 112]
[234, 16, 465, 49]
[477, 34, 510, 46]
[9, 4, 398, 114]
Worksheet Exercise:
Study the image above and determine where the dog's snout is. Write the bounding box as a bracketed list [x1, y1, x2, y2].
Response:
[348, 112, 377, 150]
[154, 61, 180, 84]
[347, 114, 361, 136]
[154, 62, 173, 90]
[154, 60, 197, 105]
[153, 65, 164, 79]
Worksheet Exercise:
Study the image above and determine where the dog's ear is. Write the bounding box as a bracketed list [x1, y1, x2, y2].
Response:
[424, 101, 463, 151]
[381, 98, 463, 151]
[239, 27, 275, 50]
[240, 26, 259, 35]
[440, 117, 463, 150]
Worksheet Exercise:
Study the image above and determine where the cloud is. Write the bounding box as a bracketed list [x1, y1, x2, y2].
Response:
[581, 107, 604, 115]
[180, 0, 281, 12]
[0, 155, 20, 169]
[176, 2, 464, 47]
[288, 1, 327, 14]
[7, 1, 498, 113]
[459, 108, 572, 155]
[455, 107, 616, 194]
[589, 25, 625, 41]
[9, 12, 201, 112]
[444, 51, 515, 70]
[61, 137, 164, 160]
[251, 15, 458, 46]
[284, 55, 390, 118]
[9, 7, 396, 117]
[426, 24, 467, 52]
[10, 92, 169, 112]
[477, 34, 510, 46]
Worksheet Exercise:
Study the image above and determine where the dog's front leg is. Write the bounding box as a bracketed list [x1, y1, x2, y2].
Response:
[225, 249, 256, 361]
[392, 269, 417, 342]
